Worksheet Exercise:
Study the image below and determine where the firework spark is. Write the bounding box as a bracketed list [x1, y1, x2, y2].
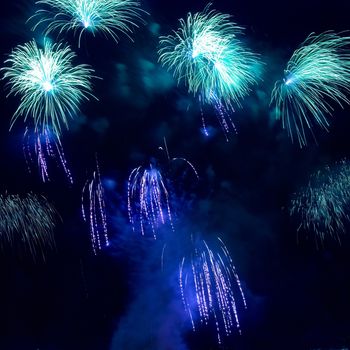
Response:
[159, 137, 199, 180]
[290, 160, 350, 243]
[159, 4, 261, 137]
[199, 91, 237, 140]
[128, 164, 173, 238]
[179, 236, 246, 344]
[271, 31, 350, 147]
[30, 0, 147, 47]
[23, 127, 73, 184]
[2, 39, 95, 138]
[81, 159, 109, 254]
[0, 193, 58, 259]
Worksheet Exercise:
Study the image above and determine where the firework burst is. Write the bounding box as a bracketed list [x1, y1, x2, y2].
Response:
[159, 4, 261, 137]
[271, 31, 350, 147]
[0, 193, 58, 259]
[81, 159, 109, 254]
[290, 160, 350, 243]
[179, 236, 246, 344]
[30, 0, 147, 47]
[2, 39, 95, 138]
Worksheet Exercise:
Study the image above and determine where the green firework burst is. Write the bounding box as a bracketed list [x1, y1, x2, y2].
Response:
[2, 39, 95, 137]
[290, 160, 350, 243]
[271, 31, 350, 147]
[30, 0, 147, 47]
[158, 4, 261, 108]
[0, 193, 59, 259]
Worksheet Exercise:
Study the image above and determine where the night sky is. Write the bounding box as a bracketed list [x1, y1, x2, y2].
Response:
[1, 0, 350, 349]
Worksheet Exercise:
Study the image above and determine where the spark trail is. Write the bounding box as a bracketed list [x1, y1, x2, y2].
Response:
[179, 236, 246, 344]
[23, 127, 73, 184]
[128, 164, 173, 238]
[82, 159, 109, 254]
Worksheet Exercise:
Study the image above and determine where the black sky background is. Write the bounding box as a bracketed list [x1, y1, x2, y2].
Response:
[1, 0, 350, 349]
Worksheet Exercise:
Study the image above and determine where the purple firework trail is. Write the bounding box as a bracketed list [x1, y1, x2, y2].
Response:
[128, 164, 173, 238]
[200, 91, 237, 141]
[23, 127, 73, 184]
[179, 237, 246, 344]
[81, 159, 109, 254]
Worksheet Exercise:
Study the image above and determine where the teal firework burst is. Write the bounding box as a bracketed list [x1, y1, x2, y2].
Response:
[158, 4, 261, 108]
[30, 0, 147, 47]
[0, 193, 58, 259]
[2, 39, 95, 137]
[271, 31, 350, 147]
[290, 160, 350, 243]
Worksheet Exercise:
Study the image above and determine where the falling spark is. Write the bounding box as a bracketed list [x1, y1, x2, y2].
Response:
[81, 158, 109, 254]
[179, 236, 246, 344]
[160, 137, 199, 180]
[128, 164, 173, 238]
[23, 126, 73, 184]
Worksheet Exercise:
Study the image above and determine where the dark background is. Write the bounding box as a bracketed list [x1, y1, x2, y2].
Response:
[1, 0, 350, 349]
